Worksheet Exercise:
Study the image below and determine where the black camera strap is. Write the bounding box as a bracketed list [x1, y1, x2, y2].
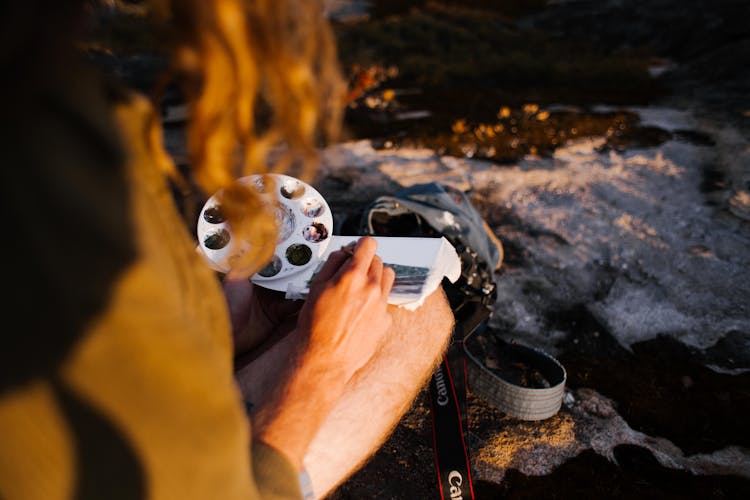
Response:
[358, 182, 501, 499]
[429, 297, 492, 500]
[429, 352, 473, 500]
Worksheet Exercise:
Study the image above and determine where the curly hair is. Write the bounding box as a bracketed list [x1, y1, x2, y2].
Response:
[147, 0, 346, 277]
[3, 0, 344, 277]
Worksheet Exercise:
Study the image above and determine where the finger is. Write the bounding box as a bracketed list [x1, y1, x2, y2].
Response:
[381, 264, 395, 296]
[349, 237, 378, 272]
[312, 248, 352, 284]
[368, 254, 384, 286]
[340, 241, 357, 256]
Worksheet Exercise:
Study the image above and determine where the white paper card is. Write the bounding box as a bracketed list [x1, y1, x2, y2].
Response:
[281, 236, 461, 310]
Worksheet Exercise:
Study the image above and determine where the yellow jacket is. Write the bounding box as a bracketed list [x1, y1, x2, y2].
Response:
[0, 57, 300, 500]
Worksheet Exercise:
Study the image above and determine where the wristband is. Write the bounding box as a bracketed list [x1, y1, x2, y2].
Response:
[298, 468, 314, 500]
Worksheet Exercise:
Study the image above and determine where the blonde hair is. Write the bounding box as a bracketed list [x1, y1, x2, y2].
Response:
[151, 0, 346, 277]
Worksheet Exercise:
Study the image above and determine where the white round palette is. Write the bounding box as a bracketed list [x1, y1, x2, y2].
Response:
[196, 174, 334, 290]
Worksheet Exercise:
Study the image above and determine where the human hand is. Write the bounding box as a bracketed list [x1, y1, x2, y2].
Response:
[296, 236, 396, 380]
[223, 278, 303, 357]
[251, 237, 396, 467]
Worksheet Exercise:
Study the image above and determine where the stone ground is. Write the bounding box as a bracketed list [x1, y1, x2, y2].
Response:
[317, 125, 750, 499]
[312, 1, 750, 499]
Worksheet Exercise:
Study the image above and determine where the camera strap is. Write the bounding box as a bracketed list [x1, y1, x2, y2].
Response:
[429, 354, 474, 500]
[429, 298, 491, 500]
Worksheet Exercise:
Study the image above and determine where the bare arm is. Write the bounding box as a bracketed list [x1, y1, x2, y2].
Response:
[245, 237, 396, 469]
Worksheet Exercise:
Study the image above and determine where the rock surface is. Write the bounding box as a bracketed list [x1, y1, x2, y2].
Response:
[318, 113, 750, 497]
[314, 1, 750, 498]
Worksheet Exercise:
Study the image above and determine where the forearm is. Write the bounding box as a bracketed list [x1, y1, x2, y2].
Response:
[251, 328, 350, 470]
[242, 238, 395, 470]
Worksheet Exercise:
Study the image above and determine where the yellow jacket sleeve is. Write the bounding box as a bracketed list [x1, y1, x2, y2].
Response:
[0, 59, 301, 500]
